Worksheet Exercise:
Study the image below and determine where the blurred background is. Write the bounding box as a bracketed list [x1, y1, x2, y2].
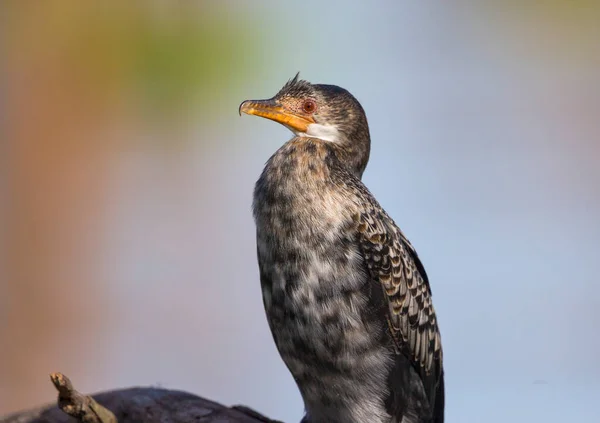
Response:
[1, 1, 599, 422]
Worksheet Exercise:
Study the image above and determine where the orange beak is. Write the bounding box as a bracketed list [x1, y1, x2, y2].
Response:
[239, 99, 315, 133]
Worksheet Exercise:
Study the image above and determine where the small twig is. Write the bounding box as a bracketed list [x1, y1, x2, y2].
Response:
[50, 372, 117, 423]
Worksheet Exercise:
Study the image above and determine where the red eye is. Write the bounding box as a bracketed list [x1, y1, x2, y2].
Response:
[302, 99, 317, 114]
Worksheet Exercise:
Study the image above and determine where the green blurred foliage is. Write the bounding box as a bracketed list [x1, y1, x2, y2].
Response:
[3, 1, 263, 126]
[131, 9, 260, 120]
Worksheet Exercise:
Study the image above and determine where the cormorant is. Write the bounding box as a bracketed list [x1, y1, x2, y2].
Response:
[240, 74, 444, 423]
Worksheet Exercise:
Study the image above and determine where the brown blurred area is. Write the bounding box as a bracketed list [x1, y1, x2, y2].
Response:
[3, 3, 122, 412]
[1, 1, 261, 414]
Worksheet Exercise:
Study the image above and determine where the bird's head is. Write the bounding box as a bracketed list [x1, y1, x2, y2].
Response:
[240, 73, 371, 176]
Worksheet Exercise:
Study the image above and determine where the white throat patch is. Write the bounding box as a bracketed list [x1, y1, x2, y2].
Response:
[295, 123, 341, 143]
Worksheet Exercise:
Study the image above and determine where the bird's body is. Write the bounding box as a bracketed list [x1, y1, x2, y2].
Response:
[241, 75, 444, 423]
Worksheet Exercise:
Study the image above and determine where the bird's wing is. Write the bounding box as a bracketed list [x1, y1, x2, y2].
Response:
[355, 207, 444, 417]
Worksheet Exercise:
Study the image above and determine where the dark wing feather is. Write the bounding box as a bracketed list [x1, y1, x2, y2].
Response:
[356, 208, 444, 420]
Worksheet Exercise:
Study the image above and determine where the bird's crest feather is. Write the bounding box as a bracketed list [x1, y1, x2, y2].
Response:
[277, 72, 312, 97]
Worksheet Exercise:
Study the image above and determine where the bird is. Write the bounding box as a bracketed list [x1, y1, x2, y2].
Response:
[239, 74, 444, 423]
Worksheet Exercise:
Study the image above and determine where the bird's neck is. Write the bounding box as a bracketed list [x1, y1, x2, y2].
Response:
[283, 133, 370, 179]
[331, 122, 371, 179]
[336, 138, 370, 179]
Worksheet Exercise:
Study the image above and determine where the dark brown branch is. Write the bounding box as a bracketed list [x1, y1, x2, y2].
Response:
[50, 373, 117, 423]
[0, 373, 283, 423]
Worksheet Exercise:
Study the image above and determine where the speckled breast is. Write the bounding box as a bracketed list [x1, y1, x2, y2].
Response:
[252, 139, 393, 422]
